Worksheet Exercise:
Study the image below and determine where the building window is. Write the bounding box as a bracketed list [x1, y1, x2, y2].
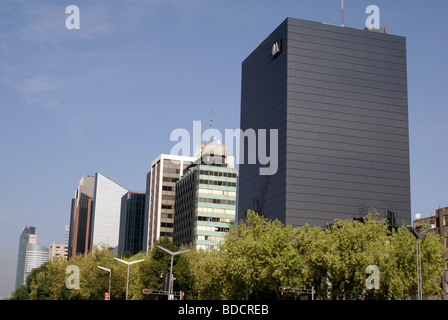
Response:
[198, 197, 236, 206]
[163, 167, 180, 174]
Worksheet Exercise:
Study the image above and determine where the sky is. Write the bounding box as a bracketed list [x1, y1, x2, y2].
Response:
[0, 0, 447, 298]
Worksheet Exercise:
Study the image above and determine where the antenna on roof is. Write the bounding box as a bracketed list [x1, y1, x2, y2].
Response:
[209, 109, 215, 142]
[341, 0, 345, 27]
[210, 109, 213, 128]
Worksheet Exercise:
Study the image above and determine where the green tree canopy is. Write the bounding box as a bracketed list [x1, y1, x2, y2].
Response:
[8, 211, 445, 300]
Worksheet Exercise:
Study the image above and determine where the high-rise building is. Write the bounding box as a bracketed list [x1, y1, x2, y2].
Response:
[89, 172, 128, 251]
[68, 175, 95, 259]
[173, 140, 238, 251]
[144, 154, 194, 252]
[238, 17, 411, 228]
[15, 226, 49, 289]
[64, 225, 70, 245]
[118, 191, 146, 256]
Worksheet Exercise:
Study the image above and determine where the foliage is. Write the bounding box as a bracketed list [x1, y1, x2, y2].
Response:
[8, 211, 446, 300]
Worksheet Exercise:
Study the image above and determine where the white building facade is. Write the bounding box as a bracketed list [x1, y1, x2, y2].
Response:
[89, 173, 128, 251]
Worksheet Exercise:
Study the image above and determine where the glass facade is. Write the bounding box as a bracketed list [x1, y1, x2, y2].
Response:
[89, 173, 128, 250]
[239, 18, 411, 228]
[174, 164, 238, 251]
[15, 226, 49, 289]
[118, 192, 146, 256]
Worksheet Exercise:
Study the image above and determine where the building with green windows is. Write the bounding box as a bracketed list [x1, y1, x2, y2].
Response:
[173, 141, 237, 251]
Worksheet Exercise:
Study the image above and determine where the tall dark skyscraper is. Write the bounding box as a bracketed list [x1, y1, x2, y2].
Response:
[118, 191, 146, 256]
[238, 17, 411, 228]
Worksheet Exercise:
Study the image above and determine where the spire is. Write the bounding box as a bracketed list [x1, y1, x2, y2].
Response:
[209, 109, 214, 142]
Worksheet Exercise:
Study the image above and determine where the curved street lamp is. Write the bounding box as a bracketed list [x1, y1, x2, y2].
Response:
[157, 245, 190, 300]
[406, 224, 435, 300]
[114, 257, 145, 300]
[97, 266, 111, 300]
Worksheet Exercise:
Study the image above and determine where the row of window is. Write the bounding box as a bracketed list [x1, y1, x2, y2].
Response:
[197, 189, 237, 197]
[196, 225, 230, 233]
[199, 170, 237, 178]
[197, 216, 234, 223]
[198, 197, 236, 206]
[161, 222, 173, 228]
[199, 179, 237, 187]
[164, 167, 180, 174]
[197, 206, 235, 215]
[161, 213, 173, 220]
[198, 216, 220, 222]
[195, 235, 225, 242]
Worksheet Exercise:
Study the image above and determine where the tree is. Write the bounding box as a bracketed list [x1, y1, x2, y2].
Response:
[173, 245, 198, 300]
[8, 212, 445, 300]
[184, 247, 227, 300]
[377, 224, 445, 299]
[219, 210, 306, 299]
[316, 213, 391, 300]
[139, 237, 180, 300]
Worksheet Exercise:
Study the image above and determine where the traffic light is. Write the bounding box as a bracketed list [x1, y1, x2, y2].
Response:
[161, 272, 170, 292]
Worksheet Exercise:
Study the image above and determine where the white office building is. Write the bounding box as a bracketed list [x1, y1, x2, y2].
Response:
[89, 173, 128, 251]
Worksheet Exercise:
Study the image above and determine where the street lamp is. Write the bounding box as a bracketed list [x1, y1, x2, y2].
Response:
[157, 245, 189, 300]
[407, 224, 435, 300]
[114, 257, 145, 300]
[97, 266, 111, 300]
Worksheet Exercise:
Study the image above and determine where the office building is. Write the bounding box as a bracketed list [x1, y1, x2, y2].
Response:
[68, 175, 95, 259]
[49, 242, 68, 260]
[64, 225, 70, 245]
[173, 140, 238, 251]
[144, 154, 194, 252]
[118, 191, 146, 256]
[15, 226, 49, 289]
[89, 172, 128, 251]
[238, 17, 411, 228]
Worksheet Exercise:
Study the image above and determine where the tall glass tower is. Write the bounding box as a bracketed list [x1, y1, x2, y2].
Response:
[15, 226, 49, 289]
[118, 191, 146, 256]
[238, 17, 411, 228]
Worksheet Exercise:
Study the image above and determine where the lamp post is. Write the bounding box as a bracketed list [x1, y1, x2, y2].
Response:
[97, 266, 111, 300]
[157, 245, 189, 300]
[114, 257, 145, 300]
[406, 224, 435, 300]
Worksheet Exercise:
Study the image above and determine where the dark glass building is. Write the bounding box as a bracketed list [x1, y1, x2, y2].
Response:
[238, 17, 411, 228]
[118, 192, 146, 256]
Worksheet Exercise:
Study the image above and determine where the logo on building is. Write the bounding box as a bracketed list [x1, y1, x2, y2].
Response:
[271, 38, 282, 58]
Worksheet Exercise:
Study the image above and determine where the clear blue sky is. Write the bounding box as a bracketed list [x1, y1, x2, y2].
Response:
[0, 0, 446, 298]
